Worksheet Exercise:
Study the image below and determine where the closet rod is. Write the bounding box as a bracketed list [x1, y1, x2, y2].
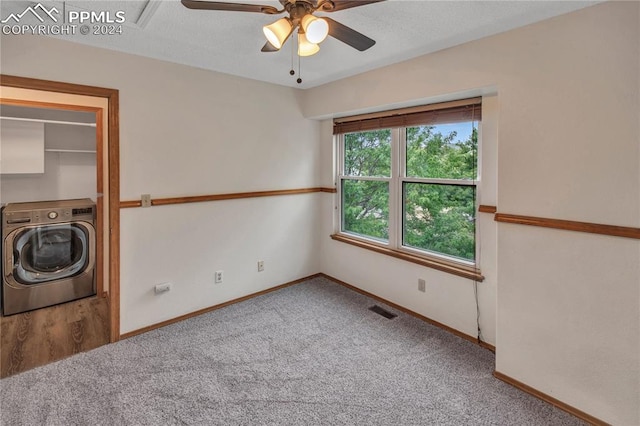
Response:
[0, 116, 96, 127]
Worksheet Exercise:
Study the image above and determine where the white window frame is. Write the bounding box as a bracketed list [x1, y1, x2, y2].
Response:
[335, 122, 481, 269]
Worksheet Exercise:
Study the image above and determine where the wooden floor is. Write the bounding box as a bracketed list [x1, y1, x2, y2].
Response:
[0, 296, 110, 378]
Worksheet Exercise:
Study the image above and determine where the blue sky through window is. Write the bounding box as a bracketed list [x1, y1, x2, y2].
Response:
[432, 122, 477, 145]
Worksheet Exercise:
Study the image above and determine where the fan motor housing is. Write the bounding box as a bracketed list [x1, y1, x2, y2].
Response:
[285, 1, 317, 22]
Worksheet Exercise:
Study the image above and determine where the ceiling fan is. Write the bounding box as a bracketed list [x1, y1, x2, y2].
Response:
[181, 0, 384, 57]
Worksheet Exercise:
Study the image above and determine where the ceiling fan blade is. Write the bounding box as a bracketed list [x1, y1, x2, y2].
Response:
[181, 0, 280, 14]
[325, 17, 375, 51]
[261, 41, 279, 52]
[322, 0, 385, 12]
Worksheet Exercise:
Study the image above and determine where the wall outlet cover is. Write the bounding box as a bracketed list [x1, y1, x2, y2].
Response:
[154, 282, 171, 294]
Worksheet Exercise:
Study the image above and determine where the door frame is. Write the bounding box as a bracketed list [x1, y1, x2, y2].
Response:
[1, 74, 121, 342]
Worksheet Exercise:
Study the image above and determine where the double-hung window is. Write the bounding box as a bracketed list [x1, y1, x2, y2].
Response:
[335, 98, 482, 277]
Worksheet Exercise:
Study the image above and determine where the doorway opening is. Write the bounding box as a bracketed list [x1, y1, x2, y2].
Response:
[1, 75, 120, 342]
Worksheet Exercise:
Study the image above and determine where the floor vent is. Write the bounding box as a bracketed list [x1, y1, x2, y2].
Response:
[369, 305, 397, 319]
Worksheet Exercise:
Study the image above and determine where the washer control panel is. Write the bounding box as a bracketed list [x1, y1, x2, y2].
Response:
[1, 199, 95, 235]
[33, 208, 72, 222]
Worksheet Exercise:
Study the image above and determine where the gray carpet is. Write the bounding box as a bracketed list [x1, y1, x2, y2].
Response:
[0, 277, 584, 425]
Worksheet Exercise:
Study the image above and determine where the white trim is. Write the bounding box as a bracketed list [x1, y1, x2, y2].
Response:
[135, 0, 162, 29]
[398, 244, 476, 269]
[474, 119, 482, 265]
[388, 128, 401, 248]
[335, 113, 481, 268]
[335, 133, 343, 234]
[401, 177, 476, 186]
[340, 175, 391, 182]
[338, 230, 389, 247]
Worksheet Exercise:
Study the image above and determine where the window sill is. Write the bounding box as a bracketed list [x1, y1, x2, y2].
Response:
[330, 233, 484, 282]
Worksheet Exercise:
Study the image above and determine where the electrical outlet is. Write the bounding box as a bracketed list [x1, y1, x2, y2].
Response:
[154, 282, 171, 294]
[418, 279, 426, 293]
[215, 270, 223, 284]
[257, 260, 264, 272]
[141, 194, 151, 208]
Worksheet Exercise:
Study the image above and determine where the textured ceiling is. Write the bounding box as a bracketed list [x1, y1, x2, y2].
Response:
[1, 0, 600, 88]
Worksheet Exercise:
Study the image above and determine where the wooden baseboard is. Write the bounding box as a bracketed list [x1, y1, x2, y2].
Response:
[493, 371, 609, 426]
[122, 272, 495, 353]
[121, 273, 609, 425]
[122, 272, 496, 355]
[319, 273, 495, 352]
[120, 274, 322, 339]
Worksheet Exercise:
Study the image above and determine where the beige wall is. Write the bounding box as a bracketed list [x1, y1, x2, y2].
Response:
[0, 35, 323, 334]
[303, 2, 639, 424]
[1, 1, 638, 423]
[316, 95, 499, 346]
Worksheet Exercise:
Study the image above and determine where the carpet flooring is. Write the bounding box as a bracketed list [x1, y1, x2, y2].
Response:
[0, 277, 585, 425]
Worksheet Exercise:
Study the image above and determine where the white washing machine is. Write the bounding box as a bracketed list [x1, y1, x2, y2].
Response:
[2, 199, 96, 316]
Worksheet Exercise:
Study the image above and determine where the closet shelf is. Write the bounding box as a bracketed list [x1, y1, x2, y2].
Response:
[45, 149, 96, 154]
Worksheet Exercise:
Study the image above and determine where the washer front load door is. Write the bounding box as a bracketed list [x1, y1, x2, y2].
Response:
[4, 222, 95, 287]
[3, 221, 96, 315]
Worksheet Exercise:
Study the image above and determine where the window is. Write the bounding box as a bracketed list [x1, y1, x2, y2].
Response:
[335, 99, 481, 271]
[342, 129, 391, 242]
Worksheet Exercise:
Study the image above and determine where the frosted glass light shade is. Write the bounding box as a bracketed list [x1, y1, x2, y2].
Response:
[298, 32, 319, 56]
[301, 14, 328, 44]
[263, 18, 292, 49]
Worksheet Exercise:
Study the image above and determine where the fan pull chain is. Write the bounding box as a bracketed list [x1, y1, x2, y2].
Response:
[297, 50, 302, 84]
[285, 29, 302, 84]
[289, 32, 295, 76]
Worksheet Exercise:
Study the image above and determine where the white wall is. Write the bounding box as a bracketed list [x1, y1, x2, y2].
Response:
[1, 123, 97, 203]
[120, 194, 320, 332]
[316, 95, 499, 346]
[304, 2, 639, 424]
[1, 2, 638, 423]
[0, 35, 322, 334]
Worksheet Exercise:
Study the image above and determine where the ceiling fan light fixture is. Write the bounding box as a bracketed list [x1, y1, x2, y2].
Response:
[301, 14, 329, 44]
[298, 31, 320, 57]
[263, 17, 293, 49]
